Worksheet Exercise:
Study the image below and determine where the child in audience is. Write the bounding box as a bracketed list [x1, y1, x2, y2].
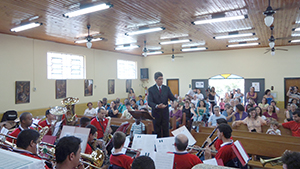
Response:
[219, 98, 225, 112]
[130, 118, 145, 140]
[266, 121, 281, 135]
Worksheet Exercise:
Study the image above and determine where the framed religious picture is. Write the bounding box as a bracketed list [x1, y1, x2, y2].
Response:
[15, 81, 30, 104]
[84, 79, 93, 96]
[126, 79, 132, 93]
[108, 79, 115, 94]
[56, 80, 66, 99]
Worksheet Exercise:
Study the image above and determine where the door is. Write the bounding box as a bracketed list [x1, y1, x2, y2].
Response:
[284, 78, 300, 107]
[191, 79, 209, 96]
[167, 79, 179, 96]
[244, 79, 265, 104]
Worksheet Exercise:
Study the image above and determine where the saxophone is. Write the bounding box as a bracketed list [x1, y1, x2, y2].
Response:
[103, 117, 112, 146]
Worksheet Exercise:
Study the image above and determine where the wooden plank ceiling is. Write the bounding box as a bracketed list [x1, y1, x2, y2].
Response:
[0, 0, 299, 56]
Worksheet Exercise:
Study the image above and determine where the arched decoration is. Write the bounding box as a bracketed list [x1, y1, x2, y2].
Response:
[210, 74, 243, 79]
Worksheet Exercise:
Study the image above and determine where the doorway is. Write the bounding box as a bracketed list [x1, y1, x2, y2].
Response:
[284, 78, 300, 108]
[167, 79, 179, 96]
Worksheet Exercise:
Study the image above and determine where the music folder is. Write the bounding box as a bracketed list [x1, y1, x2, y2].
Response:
[129, 110, 154, 120]
[231, 140, 249, 166]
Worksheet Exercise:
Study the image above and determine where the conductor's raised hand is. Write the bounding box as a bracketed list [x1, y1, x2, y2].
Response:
[157, 103, 167, 109]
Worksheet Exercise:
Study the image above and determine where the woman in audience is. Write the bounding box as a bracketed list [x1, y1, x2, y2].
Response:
[232, 107, 267, 133]
[195, 100, 206, 122]
[130, 99, 138, 110]
[169, 101, 183, 128]
[224, 92, 230, 103]
[182, 101, 193, 130]
[286, 86, 300, 105]
[233, 104, 248, 121]
[258, 97, 269, 112]
[285, 104, 297, 122]
[208, 87, 218, 111]
[230, 89, 236, 99]
[263, 89, 274, 105]
[128, 88, 136, 100]
[246, 87, 257, 104]
[255, 106, 267, 121]
[263, 105, 278, 121]
[108, 101, 119, 118]
[195, 88, 204, 100]
[291, 98, 298, 106]
[234, 88, 244, 103]
[83, 102, 96, 117]
[138, 99, 148, 110]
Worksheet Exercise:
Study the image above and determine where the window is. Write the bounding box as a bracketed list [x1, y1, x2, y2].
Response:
[47, 52, 85, 79]
[117, 60, 137, 79]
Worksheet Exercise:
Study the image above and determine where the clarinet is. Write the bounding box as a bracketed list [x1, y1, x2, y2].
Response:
[198, 136, 219, 158]
[196, 127, 217, 156]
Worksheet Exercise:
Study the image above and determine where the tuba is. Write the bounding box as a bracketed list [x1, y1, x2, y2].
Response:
[81, 149, 105, 169]
[103, 117, 112, 147]
[61, 97, 79, 125]
[49, 106, 67, 137]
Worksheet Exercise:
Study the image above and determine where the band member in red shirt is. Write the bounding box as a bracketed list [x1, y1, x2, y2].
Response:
[38, 109, 55, 136]
[7, 112, 34, 143]
[90, 108, 111, 139]
[85, 124, 98, 154]
[282, 109, 300, 137]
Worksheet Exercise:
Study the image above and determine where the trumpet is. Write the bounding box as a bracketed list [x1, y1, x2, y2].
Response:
[0, 133, 17, 148]
[260, 157, 282, 167]
[187, 146, 218, 154]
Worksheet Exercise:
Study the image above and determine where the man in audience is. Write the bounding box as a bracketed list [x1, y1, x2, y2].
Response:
[110, 131, 140, 169]
[208, 106, 226, 127]
[222, 105, 235, 122]
[79, 116, 91, 127]
[38, 109, 55, 135]
[187, 88, 196, 98]
[8, 112, 34, 143]
[282, 109, 300, 137]
[205, 124, 237, 167]
[91, 107, 111, 139]
[172, 134, 202, 168]
[55, 136, 83, 169]
[281, 150, 300, 169]
[103, 98, 110, 110]
[132, 156, 155, 169]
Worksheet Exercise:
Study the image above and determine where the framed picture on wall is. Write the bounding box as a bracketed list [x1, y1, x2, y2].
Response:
[108, 79, 115, 94]
[15, 81, 30, 104]
[56, 80, 66, 99]
[84, 79, 93, 96]
[126, 79, 132, 93]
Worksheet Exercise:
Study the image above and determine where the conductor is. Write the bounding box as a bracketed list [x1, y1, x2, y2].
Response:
[148, 72, 176, 137]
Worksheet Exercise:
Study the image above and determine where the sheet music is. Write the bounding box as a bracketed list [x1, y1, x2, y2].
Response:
[132, 134, 157, 161]
[155, 137, 176, 153]
[0, 127, 9, 140]
[203, 158, 218, 166]
[234, 140, 249, 163]
[154, 152, 174, 169]
[52, 120, 63, 136]
[171, 126, 196, 145]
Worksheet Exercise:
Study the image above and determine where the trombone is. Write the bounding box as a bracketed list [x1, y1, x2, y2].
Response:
[187, 146, 218, 154]
[260, 157, 282, 167]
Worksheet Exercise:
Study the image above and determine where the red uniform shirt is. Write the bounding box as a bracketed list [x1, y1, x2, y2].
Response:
[214, 137, 233, 151]
[173, 152, 202, 169]
[215, 142, 236, 166]
[38, 119, 52, 136]
[7, 127, 35, 143]
[85, 143, 93, 154]
[282, 121, 300, 137]
[90, 117, 108, 139]
[110, 153, 133, 169]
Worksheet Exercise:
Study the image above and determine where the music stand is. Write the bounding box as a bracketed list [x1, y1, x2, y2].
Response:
[129, 110, 154, 120]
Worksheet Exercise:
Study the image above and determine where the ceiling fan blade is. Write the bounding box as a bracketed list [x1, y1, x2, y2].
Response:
[276, 48, 288, 51]
[275, 37, 293, 40]
[174, 56, 184, 58]
[264, 49, 271, 54]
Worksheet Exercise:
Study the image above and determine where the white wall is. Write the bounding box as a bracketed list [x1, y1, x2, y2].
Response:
[143, 45, 300, 102]
[0, 34, 144, 112]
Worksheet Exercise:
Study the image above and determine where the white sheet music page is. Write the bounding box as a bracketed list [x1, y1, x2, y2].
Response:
[132, 134, 157, 160]
[155, 137, 176, 153]
[155, 152, 174, 169]
[52, 120, 63, 136]
[0, 127, 9, 140]
[171, 126, 196, 145]
[203, 158, 218, 166]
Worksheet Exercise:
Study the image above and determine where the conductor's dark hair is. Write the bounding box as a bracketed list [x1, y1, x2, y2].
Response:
[217, 123, 232, 139]
[132, 156, 155, 169]
[55, 136, 81, 163]
[80, 117, 91, 126]
[236, 104, 244, 111]
[175, 135, 188, 151]
[20, 112, 31, 123]
[281, 151, 300, 169]
[154, 72, 163, 80]
[216, 118, 227, 125]
[16, 129, 39, 149]
[86, 124, 97, 135]
[112, 131, 126, 149]
[292, 108, 300, 117]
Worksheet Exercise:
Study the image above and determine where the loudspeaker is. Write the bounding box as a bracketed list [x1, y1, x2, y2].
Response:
[140, 68, 149, 80]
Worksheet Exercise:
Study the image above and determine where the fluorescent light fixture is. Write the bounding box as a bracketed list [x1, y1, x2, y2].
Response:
[181, 47, 207, 52]
[63, 3, 112, 18]
[228, 37, 259, 43]
[192, 15, 247, 25]
[115, 44, 139, 50]
[296, 20, 300, 24]
[147, 47, 162, 50]
[75, 38, 103, 43]
[290, 39, 300, 43]
[292, 27, 300, 31]
[214, 32, 255, 39]
[10, 22, 42, 32]
[218, 27, 252, 33]
[160, 34, 189, 40]
[125, 27, 165, 36]
[143, 51, 163, 56]
[292, 33, 300, 37]
[227, 42, 260, 48]
[160, 39, 191, 45]
[182, 42, 205, 47]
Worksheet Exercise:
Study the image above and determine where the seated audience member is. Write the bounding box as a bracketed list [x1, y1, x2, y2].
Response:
[204, 97, 211, 115]
[281, 150, 300, 169]
[55, 136, 83, 169]
[130, 118, 145, 140]
[233, 99, 240, 111]
[234, 104, 248, 121]
[110, 131, 140, 169]
[286, 86, 300, 105]
[182, 101, 193, 130]
[219, 98, 225, 112]
[169, 101, 183, 128]
[95, 100, 104, 114]
[195, 88, 204, 100]
[121, 102, 133, 119]
[195, 100, 206, 122]
[264, 89, 274, 105]
[138, 99, 148, 110]
[286, 104, 297, 122]
[266, 120, 281, 135]
[255, 106, 267, 121]
[136, 95, 143, 105]
[178, 96, 185, 107]
[245, 98, 257, 112]
[8, 112, 34, 143]
[172, 134, 202, 169]
[187, 88, 196, 98]
[85, 124, 98, 154]
[191, 95, 199, 108]
[232, 107, 267, 133]
[116, 98, 127, 114]
[246, 87, 257, 104]
[208, 106, 226, 127]
[270, 100, 280, 114]
[103, 98, 110, 110]
[128, 88, 136, 100]
[205, 124, 237, 167]
[108, 101, 119, 118]
[84, 102, 96, 117]
[38, 109, 55, 135]
[234, 88, 244, 103]
[224, 92, 230, 103]
[130, 99, 139, 110]
[222, 105, 234, 122]
[263, 105, 278, 121]
[79, 117, 91, 127]
[282, 109, 300, 137]
[258, 97, 269, 113]
[132, 156, 155, 169]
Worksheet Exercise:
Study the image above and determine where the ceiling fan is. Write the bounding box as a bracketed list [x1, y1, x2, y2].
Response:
[264, 47, 288, 56]
[265, 26, 288, 55]
[169, 48, 183, 62]
[142, 40, 148, 57]
[74, 24, 103, 48]
[263, 0, 281, 27]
